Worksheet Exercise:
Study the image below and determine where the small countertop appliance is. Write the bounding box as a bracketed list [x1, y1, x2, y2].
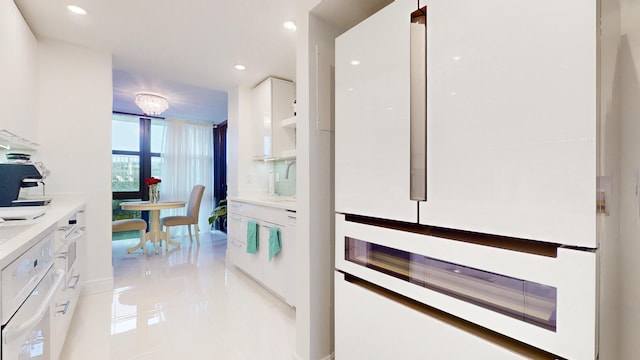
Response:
[0, 162, 52, 207]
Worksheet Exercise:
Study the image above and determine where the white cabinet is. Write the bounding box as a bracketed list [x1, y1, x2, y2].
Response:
[227, 200, 296, 306]
[335, 0, 606, 248]
[335, 0, 418, 223]
[418, 0, 598, 247]
[252, 78, 296, 159]
[335, 272, 537, 360]
[0, 0, 39, 144]
[52, 209, 85, 360]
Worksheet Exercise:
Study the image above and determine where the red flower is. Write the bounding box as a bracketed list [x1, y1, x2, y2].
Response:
[145, 177, 162, 186]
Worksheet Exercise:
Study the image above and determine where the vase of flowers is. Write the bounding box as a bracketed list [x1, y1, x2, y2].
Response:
[145, 177, 162, 203]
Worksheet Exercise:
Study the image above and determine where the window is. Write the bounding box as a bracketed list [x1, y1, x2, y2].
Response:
[112, 113, 166, 200]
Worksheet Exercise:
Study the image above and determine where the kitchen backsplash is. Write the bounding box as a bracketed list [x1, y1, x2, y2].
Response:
[274, 159, 296, 196]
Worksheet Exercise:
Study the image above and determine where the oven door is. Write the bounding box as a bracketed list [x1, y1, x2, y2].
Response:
[335, 214, 597, 359]
[2, 268, 65, 360]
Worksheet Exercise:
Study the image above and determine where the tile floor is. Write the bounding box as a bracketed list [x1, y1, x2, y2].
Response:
[60, 231, 296, 360]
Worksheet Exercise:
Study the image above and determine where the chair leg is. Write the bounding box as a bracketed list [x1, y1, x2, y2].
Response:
[165, 227, 170, 253]
[188, 225, 193, 243]
[141, 229, 146, 253]
[194, 224, 200, 246]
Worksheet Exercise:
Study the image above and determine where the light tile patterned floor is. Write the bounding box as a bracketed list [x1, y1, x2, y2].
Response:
[60, 231, 296, 360]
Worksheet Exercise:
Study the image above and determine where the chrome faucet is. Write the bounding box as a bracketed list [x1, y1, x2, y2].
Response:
[285, 160, 296, 180]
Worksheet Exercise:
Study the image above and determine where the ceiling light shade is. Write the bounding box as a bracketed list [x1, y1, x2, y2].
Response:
[283, 21, 296, 31]
[135, 93, 169, 116]
[67, 5, 87, 15]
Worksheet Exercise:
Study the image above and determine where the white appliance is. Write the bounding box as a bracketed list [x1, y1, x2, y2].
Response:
[334, 0, 617, 359]
[0, 226, 65, 360]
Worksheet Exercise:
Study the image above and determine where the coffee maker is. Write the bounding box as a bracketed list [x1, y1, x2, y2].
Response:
[0, 162, 51, 207]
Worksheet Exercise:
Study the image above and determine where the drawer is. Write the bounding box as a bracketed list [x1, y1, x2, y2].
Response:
[227, 214, 244, 241]
[229, 200, 289, 225]
[227, 237, 262, 281]
[1, 230, 54, 324]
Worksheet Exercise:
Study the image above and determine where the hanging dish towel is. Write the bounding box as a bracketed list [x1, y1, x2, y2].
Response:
[246, 220, 258, 254]
[269, 226, 281, 262]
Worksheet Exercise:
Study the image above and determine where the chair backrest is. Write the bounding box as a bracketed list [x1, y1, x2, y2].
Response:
[187, 185, 205, 221]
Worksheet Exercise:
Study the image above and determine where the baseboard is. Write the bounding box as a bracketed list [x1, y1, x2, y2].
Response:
[81, 276, 114, 296]
[292, 352, 335, 360]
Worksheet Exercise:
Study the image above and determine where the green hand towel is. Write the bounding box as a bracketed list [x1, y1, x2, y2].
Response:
[246, 220, 258, 254]
[269, 226, 281, 262]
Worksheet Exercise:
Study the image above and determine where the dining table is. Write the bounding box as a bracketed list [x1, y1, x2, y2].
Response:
[120, 200, 186, 254]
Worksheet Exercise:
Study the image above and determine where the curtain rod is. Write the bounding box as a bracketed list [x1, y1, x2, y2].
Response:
[112, 111, 222, 128]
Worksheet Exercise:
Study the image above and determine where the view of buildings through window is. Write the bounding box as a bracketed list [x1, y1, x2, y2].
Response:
[112, 113, 165, 195]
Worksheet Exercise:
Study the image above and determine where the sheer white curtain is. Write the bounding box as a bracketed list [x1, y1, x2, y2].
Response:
[160, 119, 214, 236]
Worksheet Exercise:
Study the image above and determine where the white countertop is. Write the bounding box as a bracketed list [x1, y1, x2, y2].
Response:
[0, 194, 85, 269]
[228, 196, 297, 211]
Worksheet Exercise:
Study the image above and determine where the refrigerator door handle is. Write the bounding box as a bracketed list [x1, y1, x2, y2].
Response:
[410, 6, 427, 201]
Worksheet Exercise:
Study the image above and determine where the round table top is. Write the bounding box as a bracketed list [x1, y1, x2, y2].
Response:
[120, 201, 186, 211]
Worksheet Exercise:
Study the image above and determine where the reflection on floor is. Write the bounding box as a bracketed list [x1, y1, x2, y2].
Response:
[60, 231, 296, 360]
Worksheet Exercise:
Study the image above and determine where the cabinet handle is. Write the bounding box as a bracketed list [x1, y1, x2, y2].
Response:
[231, 215, 241, 221]
[409, 5, 427, 201]
[231, 240, 242, 247]
[69, 274, 81, 290]
[287, 215, 296, 219]
[56, 252, 68, 260]
[56, 300, 71, 315]
[261, 225, 272, 229]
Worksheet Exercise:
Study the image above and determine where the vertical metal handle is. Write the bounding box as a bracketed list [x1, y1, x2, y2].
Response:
[410, 6, 427, 201]
[56, 300, 71, 315]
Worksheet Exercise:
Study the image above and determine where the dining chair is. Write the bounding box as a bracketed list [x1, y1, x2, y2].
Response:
[160, 185, 205, 246]
[112, 218, 147, 253]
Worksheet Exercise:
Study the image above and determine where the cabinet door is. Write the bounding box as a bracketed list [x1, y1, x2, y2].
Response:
[270, 79, 295, 158]
[227, 214, 262, 280]
[252, 79, 273, 158]
[262, 216, 295, 306]
[0, 0, 38, 142]
[419, 0, 597, 247]
[335, 0, 418, 223]
[335, 273, 533, 360]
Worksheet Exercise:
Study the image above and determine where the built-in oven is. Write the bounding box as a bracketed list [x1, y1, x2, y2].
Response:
[1, 226, 65, 360]
[335, 214, 597, 360]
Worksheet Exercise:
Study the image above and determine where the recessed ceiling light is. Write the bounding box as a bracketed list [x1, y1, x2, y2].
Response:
[283, 21, 297, 31]
[67, 5, 87, 15]
[234, 64, 246, 71]
[351, 60, 360, 66]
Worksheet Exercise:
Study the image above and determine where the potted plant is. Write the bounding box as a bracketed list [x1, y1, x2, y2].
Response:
[208, 199, 227, 232]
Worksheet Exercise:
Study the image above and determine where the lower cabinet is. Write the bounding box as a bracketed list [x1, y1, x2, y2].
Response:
[227, 200, 296, 307]
[335, 272, 553, 360]
[51, 209, 85, 360]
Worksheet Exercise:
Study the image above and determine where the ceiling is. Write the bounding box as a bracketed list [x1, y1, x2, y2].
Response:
[14, 0, 297, 124]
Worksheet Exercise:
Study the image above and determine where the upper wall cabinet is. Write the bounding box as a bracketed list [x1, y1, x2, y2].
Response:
[0, 0, 39, 143]
[252, 78, 296, 159]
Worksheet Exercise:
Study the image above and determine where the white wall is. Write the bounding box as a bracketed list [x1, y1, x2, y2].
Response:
[295, 6, 341, 360]
[619, 0, 640, 357]
[38, 38, 114, 294]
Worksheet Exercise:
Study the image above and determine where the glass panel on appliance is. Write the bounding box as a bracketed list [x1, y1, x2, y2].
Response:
[345, 237, 557, 331]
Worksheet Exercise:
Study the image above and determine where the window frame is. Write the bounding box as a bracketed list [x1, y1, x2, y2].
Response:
[112, 113, 163, 201]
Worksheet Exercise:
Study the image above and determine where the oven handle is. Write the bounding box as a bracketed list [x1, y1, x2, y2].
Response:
[2, 269, 65, 345]
[63, 229, 84, 245]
